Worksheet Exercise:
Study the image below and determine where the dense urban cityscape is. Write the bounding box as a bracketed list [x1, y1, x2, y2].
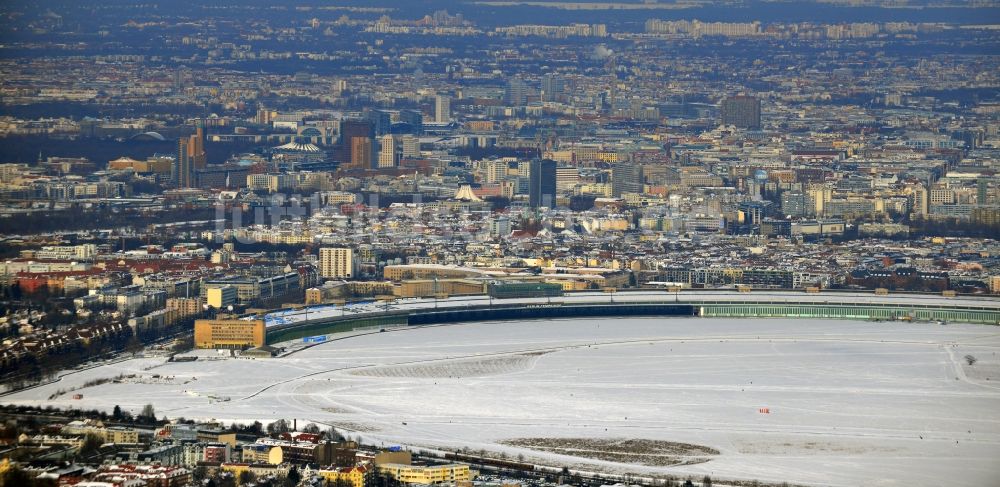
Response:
[0, 1, 999, 486]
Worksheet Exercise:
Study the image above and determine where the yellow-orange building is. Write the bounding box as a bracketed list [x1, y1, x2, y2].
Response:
[465, 121, 495, 132]
[318, 466, 369, 487]
[221, 463, 288, 484]
[376, 464, 471, 485]
[194, 319, 265, 350]
[108, 156, 172, 174]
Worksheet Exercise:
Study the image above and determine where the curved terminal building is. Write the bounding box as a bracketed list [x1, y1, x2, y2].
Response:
[259, 290, 1000, 344]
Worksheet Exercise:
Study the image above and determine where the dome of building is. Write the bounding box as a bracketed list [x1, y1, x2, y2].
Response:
[130, 131, 166, 141]
[273, 141, 321, 152]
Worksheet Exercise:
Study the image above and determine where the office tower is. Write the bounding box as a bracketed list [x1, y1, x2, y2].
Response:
[255, 105, 274, 125]
[738, 200, 775, 225]
[556, 166, 579, 192]
[611, 163, 643, 197]
[399, 109, 423, 134]
[541, 74, 565, 102]
[434, 95, 451, 123]
[781, 191, 810, 217]
[337, 119, 374, 166]
[978, 178, 989, 205]
[482, 160, 508, 184]
[720, 95, 762, 129]
[378, 134, 399, 168]
[319, 247, 354, 279]
[808, 184, 833, 216]
[174, 138, 192, 188]
[910, 184, 929, 218]
[401, 134, 420, 158]
[505, 78, 529, 106]
[173, 124, 206, 188]
[367, 109, 392, 136]
[529, 159, 557, 208]
[350, 136, 373, 169]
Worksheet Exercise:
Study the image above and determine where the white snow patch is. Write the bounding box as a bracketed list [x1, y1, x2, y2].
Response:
[5, 317, 1000, 487]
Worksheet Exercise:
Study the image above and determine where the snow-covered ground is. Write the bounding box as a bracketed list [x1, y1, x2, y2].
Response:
[6, 317, 1000, 486]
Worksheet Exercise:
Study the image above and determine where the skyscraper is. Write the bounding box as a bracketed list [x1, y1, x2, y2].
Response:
[337, 119, 374, 168]
[910, 184, 929, 218]
[483, 160, 508, 185]
[781, 191, 810, 217]
[529, 159, 557, 208]
[399, 109, 423, 134]
[174, 138, 191, 188]
[173, 124, 206, 188]
[505, 78, 529, 106]
[611, 163, 642, 197]
[541, 74, 565, 102]
[378, 134, 399, 168]
[367, 109, 392, 136]
[434, 95, 451, 123]
[808, 184, 833, 216]
[720, 95, 762, 129]
[350, 136, 373, 169]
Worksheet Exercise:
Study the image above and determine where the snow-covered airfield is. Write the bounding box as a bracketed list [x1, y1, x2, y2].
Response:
[6, 317, 1000, 486]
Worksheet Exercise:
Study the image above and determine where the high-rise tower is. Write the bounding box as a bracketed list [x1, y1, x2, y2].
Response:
[434, 95, 451, 123]
[173, 123, 206, 188]
[529, 159, 557, 208]
[720, 95, 762, 129]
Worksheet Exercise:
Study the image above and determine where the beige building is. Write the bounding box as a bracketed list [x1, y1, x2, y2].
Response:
[320, 248, 354, 279]
[306, 281, 395, 304]
[401, 135, 420, 158]
[319, 191, 358, 205]
[247, 173, 294, 193]
[394, 279, 485, 298]
[61, 422, 139, 444]
[108, 156, 172, 174]
[241, 444, 283, 464]
[374, 450, 412, 465]
[383, 264, 487, 281]
[104, 427, 140, 444]
[166, 297, 203, 318]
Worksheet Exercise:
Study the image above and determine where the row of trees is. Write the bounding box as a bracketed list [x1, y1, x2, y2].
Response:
[0, 205, 217, 235]
[0, 325, 135, 388]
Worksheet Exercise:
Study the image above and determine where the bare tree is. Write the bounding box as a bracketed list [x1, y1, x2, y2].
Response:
[965, 354, 978, 366]
[266, 419, 290, 435]
[138, 404, 156, 424]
